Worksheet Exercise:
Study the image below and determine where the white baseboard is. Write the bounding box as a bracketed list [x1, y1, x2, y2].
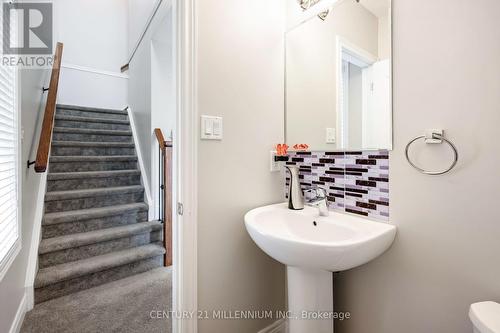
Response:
[9, 290, 27, 333]
[24, 287, 34, 313]
[258, 319, 287, 333]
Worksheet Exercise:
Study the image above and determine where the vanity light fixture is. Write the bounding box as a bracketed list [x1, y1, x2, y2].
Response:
[297, 0, 322, 11]
[298, 0, 360, 11]
[318, 9, 329, 20]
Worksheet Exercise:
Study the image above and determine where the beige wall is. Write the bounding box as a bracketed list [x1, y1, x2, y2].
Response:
[55, 0, 129, 109]
[285, 0, 379, 150]
[335, 1, 500, 332]
[196, 0, 287, 332]
[128, 1, 172, 201]
[378, 13, 391, 60]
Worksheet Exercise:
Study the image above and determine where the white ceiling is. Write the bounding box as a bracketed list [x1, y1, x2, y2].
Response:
[358, 0, 390, 18]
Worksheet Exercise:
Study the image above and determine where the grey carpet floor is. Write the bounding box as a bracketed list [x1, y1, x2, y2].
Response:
[21, 267, 172, 333]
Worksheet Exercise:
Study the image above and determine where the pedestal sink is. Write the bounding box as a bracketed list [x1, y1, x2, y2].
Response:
[244, 203, 396, 333]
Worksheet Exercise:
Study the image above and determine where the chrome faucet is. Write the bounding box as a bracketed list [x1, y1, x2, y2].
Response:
[304, 187, 329, 217]
[285, 166, 304, 210]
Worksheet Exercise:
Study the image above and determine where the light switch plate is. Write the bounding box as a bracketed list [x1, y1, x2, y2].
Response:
[326, 127, 336, 144]
[201, 115, 223, 140]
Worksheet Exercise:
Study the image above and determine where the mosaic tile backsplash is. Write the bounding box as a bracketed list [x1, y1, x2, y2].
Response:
[284, 150, 389, 221]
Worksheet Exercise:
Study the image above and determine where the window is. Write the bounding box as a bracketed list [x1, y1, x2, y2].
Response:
[0, 2, 20, 279]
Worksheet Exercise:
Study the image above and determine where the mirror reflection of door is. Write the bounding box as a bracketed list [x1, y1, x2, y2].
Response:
[340, 47, 391, 150]
[341, 48, 372, 148]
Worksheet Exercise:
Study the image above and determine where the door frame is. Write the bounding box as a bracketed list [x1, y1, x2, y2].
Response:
[173, 0, 198, 332]
[335, 36, 377, 149]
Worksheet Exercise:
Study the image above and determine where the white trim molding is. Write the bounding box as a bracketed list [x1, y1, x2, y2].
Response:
[8, 290, 27, 333]
[257, 319, 287, 333]
[61, 63, 129, 79]
[126, 107, 155, 221]
[24, 171, 48, 311]
[172, 0, 198, 332]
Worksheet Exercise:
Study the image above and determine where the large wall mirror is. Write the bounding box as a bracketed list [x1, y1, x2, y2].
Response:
[285, 0, 392, 151]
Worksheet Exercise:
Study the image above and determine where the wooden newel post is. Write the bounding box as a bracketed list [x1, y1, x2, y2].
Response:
[154, 128, 173, 267]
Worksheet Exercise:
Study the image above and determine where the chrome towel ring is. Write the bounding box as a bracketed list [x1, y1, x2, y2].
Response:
[405, 130, 458, 175]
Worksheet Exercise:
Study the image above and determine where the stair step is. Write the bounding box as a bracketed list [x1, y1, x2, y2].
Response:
[52, 127, 133, 143]
[45, 185, 144, 201]
[53, 127, 132, 135]
[51, 141, 135, 156]
[42, 203, 149, 238]
[48, 170, 141, 191]
[50, 155, 137, 163]
[57, 109, 128, 121]
[55, 115, 130, 124]
[55, 115, 131, 131]
[39, 222, 163, 268]
[49, 155, 138, 173]
[57, 104, 128, 115]
[44, 185, 145, 213]
[34, 244, 165, 303]
[48, 169, 140, 181]
[40, 221, 162, 254]
[52, 141, 135, 147]
[35, 244, 165, 287]
[43, 202, 148, 225]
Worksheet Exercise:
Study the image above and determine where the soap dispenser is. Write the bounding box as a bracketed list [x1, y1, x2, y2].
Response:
[285, 166, 304, 210]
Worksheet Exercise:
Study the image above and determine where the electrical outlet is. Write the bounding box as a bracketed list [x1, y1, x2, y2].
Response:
[270, 151, 280, 172]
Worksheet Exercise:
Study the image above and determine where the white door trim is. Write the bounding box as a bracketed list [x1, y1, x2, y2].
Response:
[335, 36, 377, 148]
[173, 0, 198, 332]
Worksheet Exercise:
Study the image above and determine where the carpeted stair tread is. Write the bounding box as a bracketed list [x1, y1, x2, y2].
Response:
[45, 185, 144, 202]
[48, 170, 140, 180]
[55, 115, 130, 124]
[57, 104, 128, 115]
[43, 203, 148, 225]
[50, 155, 137, 163]
[52, 141, 135, 148]
[39, 221, 163, 254]
[53, 127, 132, 136]
[34, 244, 165, 288]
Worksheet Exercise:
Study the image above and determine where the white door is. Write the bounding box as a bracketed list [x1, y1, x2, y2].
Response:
[362, 59, 391, 149]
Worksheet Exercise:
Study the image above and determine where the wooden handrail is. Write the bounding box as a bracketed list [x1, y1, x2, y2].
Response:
[154, 128, 173, 267]
[154, 128, 167, 150]
[34, 42, 64, 173]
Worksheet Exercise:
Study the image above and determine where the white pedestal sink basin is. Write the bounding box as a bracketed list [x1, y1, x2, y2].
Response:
[244, 203, 396, 332]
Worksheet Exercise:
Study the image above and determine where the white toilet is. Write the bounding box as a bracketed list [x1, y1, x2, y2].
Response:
[470, 302, 500, 333]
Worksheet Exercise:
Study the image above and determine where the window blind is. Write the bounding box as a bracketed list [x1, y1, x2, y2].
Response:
[0, 2, 19, 267]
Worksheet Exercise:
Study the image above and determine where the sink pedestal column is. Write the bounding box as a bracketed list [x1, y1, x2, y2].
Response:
[287, 266, 334, 333]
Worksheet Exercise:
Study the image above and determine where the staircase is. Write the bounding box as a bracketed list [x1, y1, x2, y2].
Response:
[34, 104, 165, 304]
